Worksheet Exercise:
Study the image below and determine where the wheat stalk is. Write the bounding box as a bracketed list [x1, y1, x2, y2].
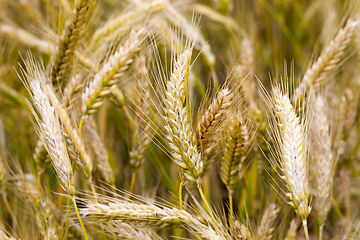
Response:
[293, 19, 358, 105]
[257, 203, 279, 240]
[0, 157, 6, 194]
[273, 87, 311, 239]
[80, 29, 145, 129]
[81, 198, 223, 239]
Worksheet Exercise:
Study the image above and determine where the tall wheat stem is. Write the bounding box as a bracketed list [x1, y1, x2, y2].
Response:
[197, 184, 217, 226]
[303, 219, 309, 240]
[72, 196, 88, 240]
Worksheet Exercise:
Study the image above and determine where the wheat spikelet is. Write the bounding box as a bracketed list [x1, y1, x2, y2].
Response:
[81, 198, 222, 239]
[84, 116, 115, 185]
[164, 48, 203, 183]
[81, 29, 145, 122]
[284, 218, 300, 240]
[129, 57, 152, 172]
[15, 175, 54, 236]
[196, 88, 233, 156]
[23, 59, 75, 195]
[220, 112, 250, 191]
[273, 87, 310, 229]
[46, 85, 93, 180]
[257, 203, 279, 240]
[293, 19, 358, 105]
[51, 0, 93, 83]
[310, 95, 335, 237]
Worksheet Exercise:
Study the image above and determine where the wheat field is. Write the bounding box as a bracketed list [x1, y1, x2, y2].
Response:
[0, 0, 360, 239]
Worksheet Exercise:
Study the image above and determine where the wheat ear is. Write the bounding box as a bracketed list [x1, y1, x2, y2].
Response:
[284, 218, 300, 240]
[84, 116, 115, 185]
[107, 221, 161, 240]
[234, 221, 253, 240]
[80, 29, 145, 129]
[22, 59, 88, 240]
[164, 48, 203, 184]
[196, 88, 233, 157]
[81, 199, 222, 239]
[257, 203, 280, 240]
[46, 85, 93, 180]
[273, 88, 310, 240]
[220, 112, 250, 225]
[51, 0, 93, 83]
[220, 112, 250, 192]
[311, 95, 335, 240]
[24, 62, 75, 195]
[293, 19, 358, 105]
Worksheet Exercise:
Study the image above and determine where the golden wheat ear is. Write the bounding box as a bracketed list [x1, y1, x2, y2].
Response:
[80, 29, 146, 130]
[257, 203, 280, 240]
[293, 19, 358, 107]
[50, 0, 95, 84]
[20, 55, 90, 240]
[79, 190, 229, 239]
[284, 217, 301, 240]
[264, 83, 311, 240]
[309, 95, 336, 240]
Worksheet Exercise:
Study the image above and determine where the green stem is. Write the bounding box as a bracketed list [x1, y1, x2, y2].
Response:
[319, 223, 324, 240]
[179, 181, 184, 210]
[228, 190, 234, 239]
[64, 197, 71, 240]
[129, 172, 136, 194]
[198, 184, 217, 227]
[72, 196, 88, 240]
[302, 219, 309, 240]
